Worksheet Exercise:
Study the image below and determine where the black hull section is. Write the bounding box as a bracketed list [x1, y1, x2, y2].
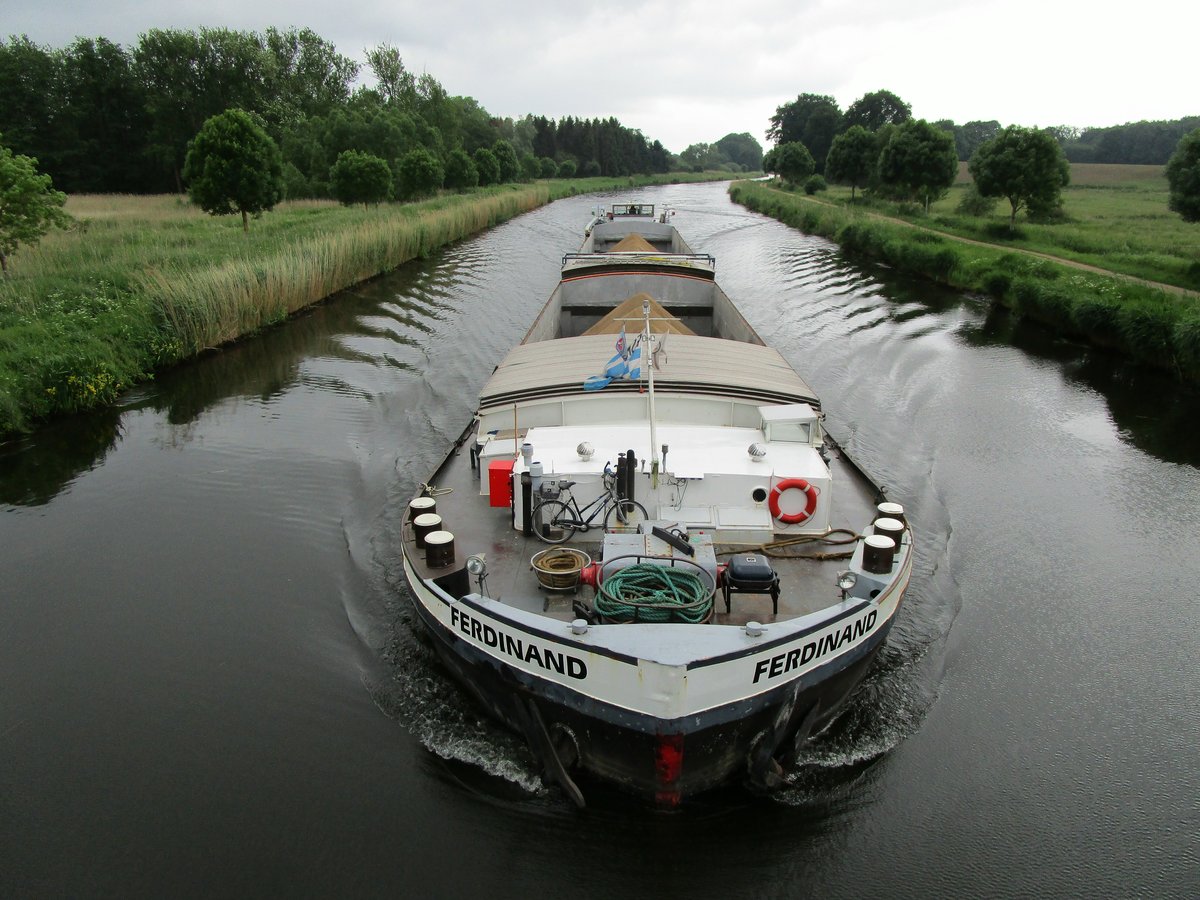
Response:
[407, 588, 893, 806]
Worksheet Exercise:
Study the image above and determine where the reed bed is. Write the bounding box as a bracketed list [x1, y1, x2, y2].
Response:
[1, 172, 727, 434]
[141, 187, 550, 352]
[730, 180, 1200, 380]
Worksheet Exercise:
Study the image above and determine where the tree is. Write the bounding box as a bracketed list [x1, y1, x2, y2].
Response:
[954, 120, 1002, 162]
[774, 142, 815, 185]
[761, 147, 779, 176]
[0, 37, 60, 173]
[365, 43, 416, 108]
[329, 149, 391, 207]
[714, 132, 764, 171]
[519, 152, 540, 181]
[768, 94, 841, 171]
[1166, 128, 1200, 223]
[491, 139, 519, 182]
[473, 147, 500, 186]
[395, 147, 443, 200]
[50, 37, 148, 194]
[804, 175, 827, 195]
[135, 28, 274, 192]
[443, 148, 478, 192]
[0, 138, 70, 274]
[556, 159, 576, 179]
[843, 90, 912, 132]
[538, 156, 557, 178]
[580, 159, 601, 177]
[183, 109, 283, 231]
[878, 119, 958, 213]
[679, 142, 721, 172]
[969, 126, 1070, 227]
[825, 125, 877, 200]
[263, 27, 358, 124]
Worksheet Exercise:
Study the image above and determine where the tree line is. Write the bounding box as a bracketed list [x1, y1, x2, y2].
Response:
[763, 89, 1200, 225]
[0, 29, 672, 198]
[767, 91, 1198, 170]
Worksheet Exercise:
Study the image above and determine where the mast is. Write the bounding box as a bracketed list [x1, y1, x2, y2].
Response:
[643, 297, 659, 475]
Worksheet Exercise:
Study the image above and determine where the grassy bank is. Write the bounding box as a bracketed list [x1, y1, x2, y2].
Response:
[0, 172, 729, 435]
[820, 164, 1200, 292]
[729, 179, 1200, 380]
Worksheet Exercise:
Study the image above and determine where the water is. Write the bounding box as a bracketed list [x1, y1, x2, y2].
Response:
[3, 183, 1198, 898]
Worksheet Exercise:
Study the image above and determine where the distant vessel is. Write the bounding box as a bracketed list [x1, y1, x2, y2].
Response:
[400, 202, 912, 806]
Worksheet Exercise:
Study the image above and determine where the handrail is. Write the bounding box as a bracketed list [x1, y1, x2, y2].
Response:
[561, 252, 716, 268]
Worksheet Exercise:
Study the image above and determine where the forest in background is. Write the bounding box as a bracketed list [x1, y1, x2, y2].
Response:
[764, 90, 1197, 172]
[0, 28, 680, 197]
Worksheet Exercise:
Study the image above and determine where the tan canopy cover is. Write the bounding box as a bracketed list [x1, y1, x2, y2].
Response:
[581, 292, 695, 336]
[609, 233, 657, 252]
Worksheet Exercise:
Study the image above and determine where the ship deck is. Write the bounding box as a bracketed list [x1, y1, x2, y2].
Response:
[404, 421, 883, 626]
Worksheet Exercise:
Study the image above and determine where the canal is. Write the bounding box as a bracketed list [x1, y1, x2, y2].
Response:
[3, 182, 1197, 897]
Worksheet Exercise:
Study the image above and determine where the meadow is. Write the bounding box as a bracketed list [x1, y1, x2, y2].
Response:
[730, 172, 1200, 380]
[0, 173, 730, 434]
[821, 164, 1199, 291]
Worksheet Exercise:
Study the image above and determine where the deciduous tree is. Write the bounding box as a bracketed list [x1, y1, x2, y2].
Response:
[443, 148, 478, 192]
[768, 94, 841, 171]
[135, 28, 273, 192]
[0, 138, 70, 275]
[365, 43, 416, 108]
[775, 142, 815, 185]
[396, 147, 443, 200]
[329, 149, 391, 207]
[843, 90, 911, 132]
[878, 119, 958, 213]
[761, 147, 778, 177]
[1166, 128, 1200, 223]
[714, 132, 764, 171]
[473, 147, 500, 186]
[969, 126, 1070, 227]
[953, 120, 1002, 163]
[183, 109, 283, 231]
[52, 37, 147, 194]
[825, 125, 877, 200]
[491, 139, 519, 182]
[519, 152, 540, 181]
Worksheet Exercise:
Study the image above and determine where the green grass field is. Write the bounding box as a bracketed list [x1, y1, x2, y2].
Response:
[820, 164, 1199, 291]
[730, 176, 1200, 380]
[0, 172, 733, 435]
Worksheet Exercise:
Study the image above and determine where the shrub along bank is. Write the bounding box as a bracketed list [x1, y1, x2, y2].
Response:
[729, 180, 1200, 381]
[0, 172, 732, 435]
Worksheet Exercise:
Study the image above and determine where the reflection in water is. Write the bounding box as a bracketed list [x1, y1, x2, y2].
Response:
[4, 183, 1199, 897]
[962, 305, 1200, 467]
[0, 407, 124, 506]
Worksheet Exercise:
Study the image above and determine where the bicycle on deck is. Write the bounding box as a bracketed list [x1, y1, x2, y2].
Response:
[530, 465, 649, 544]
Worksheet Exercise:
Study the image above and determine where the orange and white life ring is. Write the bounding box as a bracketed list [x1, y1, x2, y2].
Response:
[769, 478, 819, 524]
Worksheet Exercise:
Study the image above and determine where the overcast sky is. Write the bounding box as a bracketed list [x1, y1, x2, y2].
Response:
[7, 0, 1194, 153]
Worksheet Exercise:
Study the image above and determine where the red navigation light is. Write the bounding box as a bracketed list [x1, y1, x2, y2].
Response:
[654, 732, 684, 807]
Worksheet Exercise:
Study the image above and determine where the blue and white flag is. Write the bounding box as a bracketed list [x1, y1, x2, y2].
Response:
[584, 327, 643, 391]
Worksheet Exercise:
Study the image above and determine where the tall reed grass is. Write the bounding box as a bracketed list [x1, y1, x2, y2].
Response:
[0, 172, 729, 435]
[730, 180, 1200, 379]
[142, 187, 550, 353]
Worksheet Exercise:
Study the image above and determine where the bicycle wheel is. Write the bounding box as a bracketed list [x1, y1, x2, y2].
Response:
[531, 499, 576, 544]
[605, 499, 649, 532]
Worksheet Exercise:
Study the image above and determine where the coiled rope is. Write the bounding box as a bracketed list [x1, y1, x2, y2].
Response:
[595, 564, 713, 624]
[716, 527, 861, 561]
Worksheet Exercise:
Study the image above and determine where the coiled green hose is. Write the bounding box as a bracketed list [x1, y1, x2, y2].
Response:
[595, 563, 713, 624]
